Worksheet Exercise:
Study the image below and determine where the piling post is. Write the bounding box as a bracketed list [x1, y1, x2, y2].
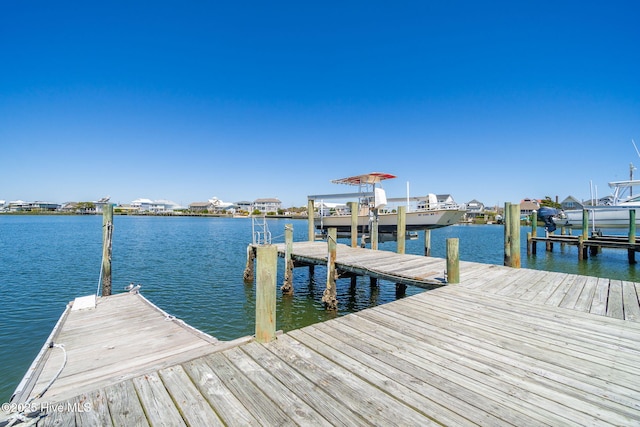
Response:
[371, 212, 379, 250]
[424, 230, 431, 256]
[508, 204, 521, 268]
[322, 227, 338, 310]
[255, 245, 277, 343]
[101, 203, 113, 296]
[504, 202, 512, 266]
[629, 209, 636, 264]
[531, 210, 537, 238]
[446, 238, 460, 284]
[348, 201, 358, 248]
[397, 205, 406, 254]
[307, 199, 315, 242]
[281, 224, 294, 294]
[578, 235, 585, 261]
[582, 209, 589, 240]
[243, 245, 256, 282]
[527, 232, 532, 256]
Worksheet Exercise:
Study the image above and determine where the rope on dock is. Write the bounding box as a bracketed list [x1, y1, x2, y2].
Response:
[4, 344, 67, 427]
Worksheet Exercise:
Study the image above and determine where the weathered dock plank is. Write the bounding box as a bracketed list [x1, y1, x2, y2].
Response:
[5, 245, 640, 426]
[623, 281, 640, 321]
[104, 380, 149, 426]
[13, 292, 251, 408]
[271, 242, 447, 287]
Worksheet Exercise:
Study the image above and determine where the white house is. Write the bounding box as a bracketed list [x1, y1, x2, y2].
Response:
[131, 198, 182, 213]
[252, 198, 282, 215]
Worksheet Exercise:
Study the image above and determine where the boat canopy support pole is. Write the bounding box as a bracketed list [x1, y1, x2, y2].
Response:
[629, 210, 637, 264]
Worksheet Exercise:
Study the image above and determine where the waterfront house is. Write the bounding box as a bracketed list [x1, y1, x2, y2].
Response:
[316, 201, 348, 216]
[235, 201, 253, 213]
[208, 197, 233, 213]
[519, 198, 540, 218]
[189, 202, 211, 213]
[94, 196, 111, 214]
[559, 196, 584, 211]
[131, 198, 182, 214]
[465, 199, 485, 219]
[253, 198, 282, 215]
[8, 200, 60, 212]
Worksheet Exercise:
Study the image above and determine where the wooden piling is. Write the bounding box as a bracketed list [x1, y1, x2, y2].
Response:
[509, 204, 521, 268]
[322, 228, 338, 310]
[371, 212, 379, 250]
[243, 245, 255, 282]
[307, 199, 315, 242]
[281, 224, 294, 294]
[504, 202, 511, 266]
[629, 209, 636, 264]
[397, 205, 406, 254]
[531, 210, 537, 238]
[255, 245, 277, 343]
[424, 230, 431, 256]
[349, 201, 358, 248]
[446, 238, 459, 284]
[101, 204, 113, 296]
[582, 209, 589, 240]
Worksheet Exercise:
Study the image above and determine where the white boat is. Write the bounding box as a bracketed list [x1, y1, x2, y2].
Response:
[554, 180, 640, 229]
[309, 172, 466, 237]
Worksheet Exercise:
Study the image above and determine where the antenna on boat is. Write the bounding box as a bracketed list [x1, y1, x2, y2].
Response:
[631, 139, 639, 197]
[406, 181, 410, 210]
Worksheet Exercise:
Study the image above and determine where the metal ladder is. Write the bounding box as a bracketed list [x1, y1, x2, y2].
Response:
[251, 215, 271, 245]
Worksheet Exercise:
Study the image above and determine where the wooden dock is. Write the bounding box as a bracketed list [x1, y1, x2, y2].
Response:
[3, 247, 640, 425]
[7, 292, 252, 409]
[272, 240, 448, 288]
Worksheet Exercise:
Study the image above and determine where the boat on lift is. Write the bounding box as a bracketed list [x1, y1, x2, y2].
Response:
[554, 180, 640, 229]
[308, 172, 466, 238]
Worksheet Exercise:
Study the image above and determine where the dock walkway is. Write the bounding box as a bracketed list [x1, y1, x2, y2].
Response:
[3, 248, 640, 425]
[272, 241, 447, 288]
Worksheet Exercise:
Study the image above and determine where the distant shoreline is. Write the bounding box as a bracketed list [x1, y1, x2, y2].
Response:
[0, 211, 309, 220]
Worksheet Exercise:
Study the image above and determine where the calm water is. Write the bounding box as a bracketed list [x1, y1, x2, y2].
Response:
[0, 215, 637, 403]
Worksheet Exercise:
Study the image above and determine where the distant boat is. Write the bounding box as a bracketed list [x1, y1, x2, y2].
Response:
[308, 172, 466, 238]
[554, 180, 640, 229]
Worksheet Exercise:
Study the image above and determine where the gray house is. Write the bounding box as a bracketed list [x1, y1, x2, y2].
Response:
[560, 196, 584, 211]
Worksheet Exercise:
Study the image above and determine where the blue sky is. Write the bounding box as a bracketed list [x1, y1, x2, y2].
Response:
[2, 1, 639, 208]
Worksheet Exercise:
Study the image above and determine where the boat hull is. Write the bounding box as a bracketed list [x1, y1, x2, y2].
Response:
[554, 208, 640, 229]
[315, 209, 466, 234]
